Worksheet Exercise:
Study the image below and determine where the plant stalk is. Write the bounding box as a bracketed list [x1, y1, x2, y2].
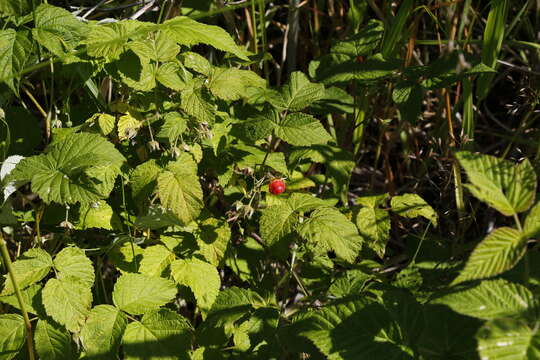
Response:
[0, 234, 35, 360]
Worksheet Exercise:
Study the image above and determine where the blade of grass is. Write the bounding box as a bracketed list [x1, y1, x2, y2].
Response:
[476, 0, 509, 100]
[381, 0, 414, 58]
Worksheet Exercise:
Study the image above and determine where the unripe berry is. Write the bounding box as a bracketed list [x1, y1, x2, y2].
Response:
[269, 179, 286, 195]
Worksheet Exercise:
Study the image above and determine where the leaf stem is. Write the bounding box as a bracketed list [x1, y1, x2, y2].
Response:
[0, 234, 36, 360]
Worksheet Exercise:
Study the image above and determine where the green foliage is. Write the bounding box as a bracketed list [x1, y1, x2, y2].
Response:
[0, 3, 538, 360]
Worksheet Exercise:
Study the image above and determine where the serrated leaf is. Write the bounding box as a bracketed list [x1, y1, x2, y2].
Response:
[139, 245, 175, 277]
[456, 151, 537, 216]
[117, 53, 157, 92]
[171, 258, 220, 314]
[156, 61, 188, 91]
[34, 319, 76, 360]
[260, 193, 327, 246]
[9, 132, 125, 205]
[433, 279, 535, 320]
[1, 248, 53, 295]
[85, 21, 150, 60]
[79, 200, 120, 230]
[331, 19, 384, 57]
[117, 113, 142, 140]
[42, 277, 92, 332]
[31, 4, 87, 57]
[524, 201, 540, 239]
[391, 193, 438, 226]
[0, 314, 25, 360]
[207, 68, 266, 101]
[135, 205, 183, 229]
[0, 29, 33, 94]
[157, 154, 204, 225]
[295, 299, 413, 360]
[85, 113, 115, 136]
[0, 283, 42, 315]
[130, 159, 161, 208]
[160, 16, 248, 60]
[112, 273, 177, 315]
[129, 32, 179, 62]
[196, 217, 231, 266]
[80, 305, 127, 359]
[53, 246, 94, 286]
[452, 227, 527, 285]
[0, 0, 34, 17]
[182, 51, 212, 75]
[108, 241, 143, 273]
[329, 269, 372, 298]
[157, 112, 188, 144]
[181, 80, 215, 124]
[122, 308, 192, 360]
[298, 207, 363, 263]
[281, 72, 325, 111]
[477, 318, 533, 360]
[290, 145, 354, 204]
[198, 287, 263, 346]
[234, 144, 288, 175]
[355, 205, 390, 258]
[273, 113, 332, 146]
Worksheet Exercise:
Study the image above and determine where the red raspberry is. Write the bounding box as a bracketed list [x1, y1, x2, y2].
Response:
[268, 179, 286, 195]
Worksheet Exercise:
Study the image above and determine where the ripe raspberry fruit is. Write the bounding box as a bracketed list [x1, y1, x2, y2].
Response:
[268, 179, 286, 195]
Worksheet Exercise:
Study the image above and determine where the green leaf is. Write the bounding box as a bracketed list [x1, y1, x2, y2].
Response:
[182, 51, 212, 75]
[195, 217, 231, 266]
[234, 144, 288, 176]
[355, 205, 390, 258]
[181, 80, 215, 124]
[42, 277, 92, 332]
[171, 258, 220, 314]
[208, 68, 266, 101]
[156, 61, 188, 91]
[85, 113, 116, 136]
[290, 145, 354, 204]
[0, 314, 26, 360]
[280, 72, 325, 111]
[130, 159, 161, 208]
[117, 113, 142, 141]
[198, 287, 263, 346]
[260, 193, 327, 246]
[54, 246, 94, 287]
[0, 284, 42, 315]
[0, 29, 33, 94]
[273, 113, 332, 146]
[108, 241, 143, 273]
[157, 112, 188, 144]
[122, 308, 192, 360]
[157, 154, 204, 225]
[1, 248, 53, 295]
[112, 273, 177, 315]
[452, 227, 527, 285]
[10, 133, 125, 205]
[0, 0, 34, 17]
[331, 19, 384, 57]
[390, 193, 438, 226]
[34, 319, 76, 360]
[477, 318, 534, 360]
[456, 151, 537, 216]
[298, 207, 363, 263]
[31, 4, 87, 57]
[85, 21, 150, 60]
[433, 279, 535, 320]
[160, 16, 249, 60]
[79, 200, 121, 230]
[80, 305, 128, 359]
[129, 32, 179, 62]
[329, 269, 372, 298]
[524, 201, 540, 239]
[295, 299, 413, 360]
[138, 245, 175, 278]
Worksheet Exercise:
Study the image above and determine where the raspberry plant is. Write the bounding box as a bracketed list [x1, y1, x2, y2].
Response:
[0, 1, 539, 359]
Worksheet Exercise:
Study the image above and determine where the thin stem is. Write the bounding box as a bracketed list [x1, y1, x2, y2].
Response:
[0, 234, 36, 360]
